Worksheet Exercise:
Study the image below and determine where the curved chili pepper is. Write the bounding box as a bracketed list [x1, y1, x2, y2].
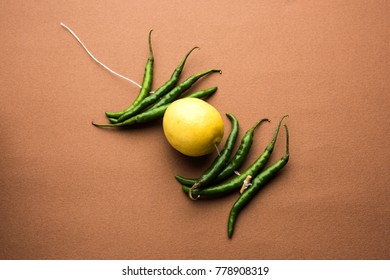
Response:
[132, 29, 154, 107]
[106, 46, 199, 120]
[92, 87, 218, 127]
[182, 115, 288, 199]
[227, 124, 289, 239]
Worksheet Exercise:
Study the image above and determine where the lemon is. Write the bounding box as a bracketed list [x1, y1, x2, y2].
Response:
[163, 98, 224, 157]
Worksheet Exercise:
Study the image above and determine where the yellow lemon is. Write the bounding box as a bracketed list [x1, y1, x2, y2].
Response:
[163, 98, 224, 157]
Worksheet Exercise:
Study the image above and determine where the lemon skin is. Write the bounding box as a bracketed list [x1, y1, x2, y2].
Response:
[163, 98, 224, 157]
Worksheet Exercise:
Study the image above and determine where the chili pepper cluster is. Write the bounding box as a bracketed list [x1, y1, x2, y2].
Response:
[176, 115, 289, 238]
[91, 30, 290, 239]
[92, 30, 221, 127]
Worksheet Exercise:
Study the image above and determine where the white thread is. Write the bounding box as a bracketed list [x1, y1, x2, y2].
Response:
[214, 143, 221, 156]
[60, 22, 142, 89]
[214, 144, 241, 176]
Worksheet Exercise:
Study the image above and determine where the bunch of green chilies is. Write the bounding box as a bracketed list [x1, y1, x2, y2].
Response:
[92, 30, 221, 127]
[92, 30, 290, 239]
[177, 115, 289, 238]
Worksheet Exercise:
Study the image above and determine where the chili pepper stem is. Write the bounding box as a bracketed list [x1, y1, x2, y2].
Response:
[188, 183, 200, 200]
[253, 118, 270, 129]
[239, 175, 252, 194]
[148, 29, 154, 59]
[91, 121, 119, 127]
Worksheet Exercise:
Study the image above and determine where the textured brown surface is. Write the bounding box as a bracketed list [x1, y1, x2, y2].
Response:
[0, 0, 389, 260]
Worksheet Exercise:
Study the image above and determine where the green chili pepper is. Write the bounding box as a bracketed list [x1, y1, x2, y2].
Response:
[108, 118, 119, 124]
[188, 113, 239, 200]
[109, 30, 154, 119]
[175, 118, 269, 186]
[214, 118, 270, 182]
[92, 87, 218, 127]
[227, 124, 289, 239]
[182, 115, 288, 199]
[106, 46, 199, 120]
[147, 68, 222, 111]
[133, 29, 154, 106]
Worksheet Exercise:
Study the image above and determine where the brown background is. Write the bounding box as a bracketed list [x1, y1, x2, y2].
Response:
[1, 0, 389, 260]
